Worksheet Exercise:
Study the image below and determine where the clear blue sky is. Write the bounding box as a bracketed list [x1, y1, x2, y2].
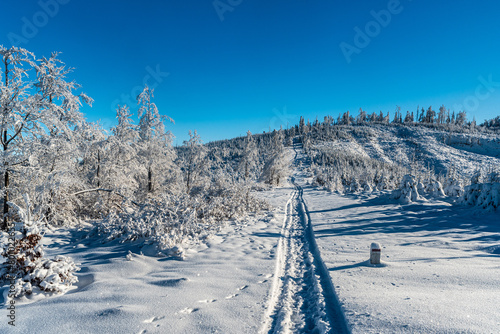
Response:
[2, 0, 500, 143]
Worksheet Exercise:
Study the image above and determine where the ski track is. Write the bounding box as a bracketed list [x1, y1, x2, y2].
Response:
[260, 145, 350, 334]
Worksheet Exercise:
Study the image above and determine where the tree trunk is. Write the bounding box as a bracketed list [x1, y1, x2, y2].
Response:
[96, 150, 101, 188]
[148, 167, 152, 192]
[186, 169, 191, 194]
[2, 130, 9, 231]
[2, 60, 9, 231]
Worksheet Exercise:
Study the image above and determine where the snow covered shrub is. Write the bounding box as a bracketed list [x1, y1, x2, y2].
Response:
[486, 171, 500, 183]
[424, 180, 446, 197]
[375, 174, 392, 191]
[443, 177, 464, 197]
[392, 174, 423, 204]
[360, 178, 373, 192]
[0, 196, 79, 298]
[460, 171, 500, 211]
[345, 177, 360, 193]
[96, 188, 269, 257]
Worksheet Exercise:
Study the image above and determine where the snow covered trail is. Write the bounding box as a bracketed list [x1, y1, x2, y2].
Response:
[260, 146, 349, 334]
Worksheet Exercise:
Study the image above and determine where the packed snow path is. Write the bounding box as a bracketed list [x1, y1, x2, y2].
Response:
[260, 146, 349, 334]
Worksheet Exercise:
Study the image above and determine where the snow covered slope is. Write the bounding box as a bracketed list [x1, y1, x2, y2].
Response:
[313, 125, 500, 180]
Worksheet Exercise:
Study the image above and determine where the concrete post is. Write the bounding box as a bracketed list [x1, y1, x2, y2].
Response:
[370, 242, 381, 265]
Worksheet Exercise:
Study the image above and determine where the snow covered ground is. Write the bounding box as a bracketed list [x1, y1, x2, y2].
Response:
[293, 145, 500, 333]
[1, 187, 293, 334]
[2, 143, 499, 333]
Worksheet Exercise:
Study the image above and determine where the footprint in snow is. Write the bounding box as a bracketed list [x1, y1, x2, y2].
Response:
[258, 273, 272, 283]
[225, 293, 239, 299]
[149, 277, 188, 287]
[143, 316, 165, 323]
[197, 299, 216, 304]
[238, 285, 248, 291]
[179, 307, 199, 314]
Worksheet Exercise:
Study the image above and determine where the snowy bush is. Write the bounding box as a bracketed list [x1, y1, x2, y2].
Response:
[95, 187, 269, 257]
[0, 196, 79, 298]
[375, 174, 392, 191]
[392, 174, 424, 204]
[443, 177, 464, 197]
[424, 180, 446, 198]
[460, 171, 500, 211]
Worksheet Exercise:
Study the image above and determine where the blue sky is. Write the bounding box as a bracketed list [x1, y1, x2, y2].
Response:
[2, 0, 500, 143]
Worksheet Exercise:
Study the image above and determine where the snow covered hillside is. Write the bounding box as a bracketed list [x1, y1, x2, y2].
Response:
[308, 124, 500, 182]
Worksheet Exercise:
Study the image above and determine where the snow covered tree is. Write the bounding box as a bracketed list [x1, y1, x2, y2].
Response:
[77, 121, 107, 189]
[404, 110, 414, 124]
[418, 107, 425, 123]
[443, 168, 464, 197]
[438, 105, 447, 125]
[181, 130, 207, 194]
[341, 111, 351, 125]
[238, 130, 258, 181]
[260, 129, 289, 186]
[425, 106, 436, 124]
[0, 46, 92, 230]
[481, 116, 500, 128]
[299, 116, 306, 135]
[392, 174, 423, 204]
[393, 106, 402, 124]
[461, 170, 500, 211]
[456, 111, 467, 127]
[107, 105, 140, 198]
[356, 108, 367, 125]
[113, 104, 138, 143]
[136, 85, 175, 194]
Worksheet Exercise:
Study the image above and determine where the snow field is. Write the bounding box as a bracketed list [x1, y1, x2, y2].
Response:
[302, 188, 500, 333]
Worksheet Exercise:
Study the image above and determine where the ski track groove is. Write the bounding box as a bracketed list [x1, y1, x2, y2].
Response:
[259, 145, 350, 334]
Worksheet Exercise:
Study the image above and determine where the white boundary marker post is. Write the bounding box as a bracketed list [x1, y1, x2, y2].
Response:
[370, 242, 381, 265]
